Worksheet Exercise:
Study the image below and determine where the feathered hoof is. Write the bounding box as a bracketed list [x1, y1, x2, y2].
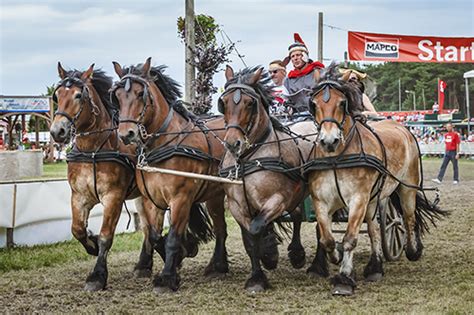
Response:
[84, 280, 105, 292]
[288, 248, 306, 269]
[365, 272, 383, 282]
[133, 267, 152, 278]
[245, 271, 269, 293]
[332, 284, 354, 296]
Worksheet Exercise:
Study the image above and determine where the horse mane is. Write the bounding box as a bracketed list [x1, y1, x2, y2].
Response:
[316, 62, 365, 115]
[121, 64, 197, 121]
[225, 66, 284, 129]
[61, 68, 116, 119]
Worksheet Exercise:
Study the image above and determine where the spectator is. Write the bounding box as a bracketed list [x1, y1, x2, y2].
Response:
[283, 33, 324, 116]
[432, 101, 439, 114]
[432, 123, 461, 184]
[268, 59, 291, 117]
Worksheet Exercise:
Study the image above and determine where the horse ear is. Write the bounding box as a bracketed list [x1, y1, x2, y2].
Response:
[225, 65, 234, 82]
[248, 67, 263, 85]
[57, 62, 67, 79]
[112, 61, 124, 78]
[142, 57, 152, 76]
[81, 63, 95, 81]
[282, 56, 290, 67]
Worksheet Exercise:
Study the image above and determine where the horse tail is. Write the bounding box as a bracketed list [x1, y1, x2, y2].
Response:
[413, 191, 449, 235]
[389, 191, 448, 236]
[187, 203, 215, 244]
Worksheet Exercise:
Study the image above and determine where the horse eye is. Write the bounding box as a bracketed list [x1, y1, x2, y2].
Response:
[74, 93, 82, 99]
[138, 91, 144, 98]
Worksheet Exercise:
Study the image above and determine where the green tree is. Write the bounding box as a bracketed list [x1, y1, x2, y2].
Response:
[177, 14, 234, 115]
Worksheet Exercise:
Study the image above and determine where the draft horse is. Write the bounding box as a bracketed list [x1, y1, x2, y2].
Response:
[218, 66, 320, 292]
[111, 57, 229, 293]
[304, 63, 446, 296]
[50, 63, 164, 291]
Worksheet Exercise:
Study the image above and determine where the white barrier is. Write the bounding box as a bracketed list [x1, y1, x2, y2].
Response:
[419, 142, 474, 155]
[0, 179, 141, 248]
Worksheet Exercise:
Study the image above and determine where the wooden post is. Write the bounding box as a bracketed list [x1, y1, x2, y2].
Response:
[35, 116, 40, 148]
[47, 97, 55, 162]
[6, 184, 17, 248]
[185, 0, 196, 105]
[7, 116, 13, 150]
[317, 12, 323, 63]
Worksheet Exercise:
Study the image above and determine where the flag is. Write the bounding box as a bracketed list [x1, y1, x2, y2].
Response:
[438, 79, 447, 112]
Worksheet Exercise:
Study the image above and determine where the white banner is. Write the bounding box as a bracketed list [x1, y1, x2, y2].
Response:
[0, 97, 50, 112]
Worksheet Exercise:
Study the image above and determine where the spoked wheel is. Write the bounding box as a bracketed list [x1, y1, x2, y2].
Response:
[379, 198, 406, 261]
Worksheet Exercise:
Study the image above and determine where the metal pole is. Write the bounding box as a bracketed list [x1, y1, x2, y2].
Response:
[398, 79, 401, 112]
[344, 51, 348, 68]
[466, 77, 471, 132]
[318, 12, 323, 63]
[185, 0, 196, 105]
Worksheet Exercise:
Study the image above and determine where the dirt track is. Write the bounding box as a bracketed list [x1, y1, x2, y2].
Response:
[1, 160, 473, 313]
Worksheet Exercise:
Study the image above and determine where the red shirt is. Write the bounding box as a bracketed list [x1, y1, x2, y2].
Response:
[444, 131, 460, 151]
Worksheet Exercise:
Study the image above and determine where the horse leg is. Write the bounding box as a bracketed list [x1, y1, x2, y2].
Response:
[153, 198, 192, 293]
[241, 224, 269, 293]
[84, 194, 124, 291]
[287, 207, 306, 269]
[363, 201, 384, 282]
[307, 223, 329, 278]
[71, 193, 98, 256]
[204, 194, 229, 276]
[397, 186, 423, 261]
[133, 197, 166, 278]
[331, 197, 368, 296]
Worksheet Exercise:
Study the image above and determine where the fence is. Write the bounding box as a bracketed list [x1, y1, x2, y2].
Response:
[0, 179, 142, 248]
[418, 142, 474, 156]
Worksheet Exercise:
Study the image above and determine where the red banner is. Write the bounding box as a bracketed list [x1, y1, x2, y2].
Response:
[348, 31, 474, 63]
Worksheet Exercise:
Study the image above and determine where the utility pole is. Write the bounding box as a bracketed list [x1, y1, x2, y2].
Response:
[185, 0, 195, 105]
[317, 12, 323, 63]
[398, 79, 401, 111]
[422, 88, 426, 110]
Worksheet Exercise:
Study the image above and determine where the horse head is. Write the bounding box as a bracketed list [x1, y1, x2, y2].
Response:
[218, 65, 273, 158]
[112, 57, 182, 146]
[50, 62, 112, 144]
[309, 63, 364, 153]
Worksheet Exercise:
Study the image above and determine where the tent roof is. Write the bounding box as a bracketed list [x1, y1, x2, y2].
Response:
[464, 70, 474, 79]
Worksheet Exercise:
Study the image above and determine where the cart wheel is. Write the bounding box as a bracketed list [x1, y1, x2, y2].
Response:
[380, 199, 406, 261]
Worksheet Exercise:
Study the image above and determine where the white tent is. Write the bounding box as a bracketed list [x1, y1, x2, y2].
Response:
[464, 70, 474, 131]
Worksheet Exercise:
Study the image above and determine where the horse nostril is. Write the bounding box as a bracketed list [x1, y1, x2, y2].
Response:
[333, 138, 340, 145]
[127, 130, 135, 139]
[320, 139, 326, 145]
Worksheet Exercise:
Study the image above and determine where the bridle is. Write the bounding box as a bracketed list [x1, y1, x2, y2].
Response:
[53, 76, 99, 137]
[309, 79, 350, 132]
[111, 74, 174, 141]
[218, 80, 260, 145]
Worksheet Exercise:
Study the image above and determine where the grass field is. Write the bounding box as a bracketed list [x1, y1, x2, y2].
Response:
[0, 159, 473, 313]
[42, 161, 67, 178]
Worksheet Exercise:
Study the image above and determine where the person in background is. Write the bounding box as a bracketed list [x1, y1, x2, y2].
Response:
[432, 101, 439, 114]
[432, 122, 461, 184]
[268, 59, 290, 117]
[283, 33, 324, 116]
[340, 68, 378, 117]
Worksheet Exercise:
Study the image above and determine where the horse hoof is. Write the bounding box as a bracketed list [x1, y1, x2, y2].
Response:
[153, 285, 174, 294]
[332, 284, 354, 296]
[306, 269, 329, 279]
[204, 262, 228, 278]
[134, 268, 152, 278]
[246, 283, 266, 294]
[289, 251, 306, 269]
[365, 272, 383, 282]
[84, 281, 105, 292]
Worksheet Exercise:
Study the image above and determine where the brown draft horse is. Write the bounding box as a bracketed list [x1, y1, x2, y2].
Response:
[218, 66, 319, 292]
[50, 63, 164, 291]
[305, 63, 446, 296]
[111, 57, 229, 293]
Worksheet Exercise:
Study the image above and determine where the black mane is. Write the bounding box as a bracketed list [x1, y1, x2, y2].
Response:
[225, 66, 274, 113]
[121, 64, 196, 121]
[61, 68, 115, 118]
[225, 66, 286, 130]
[315, 62, 364, 115]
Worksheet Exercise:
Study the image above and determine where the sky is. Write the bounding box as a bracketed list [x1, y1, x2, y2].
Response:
[1, 0, 473, 105]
